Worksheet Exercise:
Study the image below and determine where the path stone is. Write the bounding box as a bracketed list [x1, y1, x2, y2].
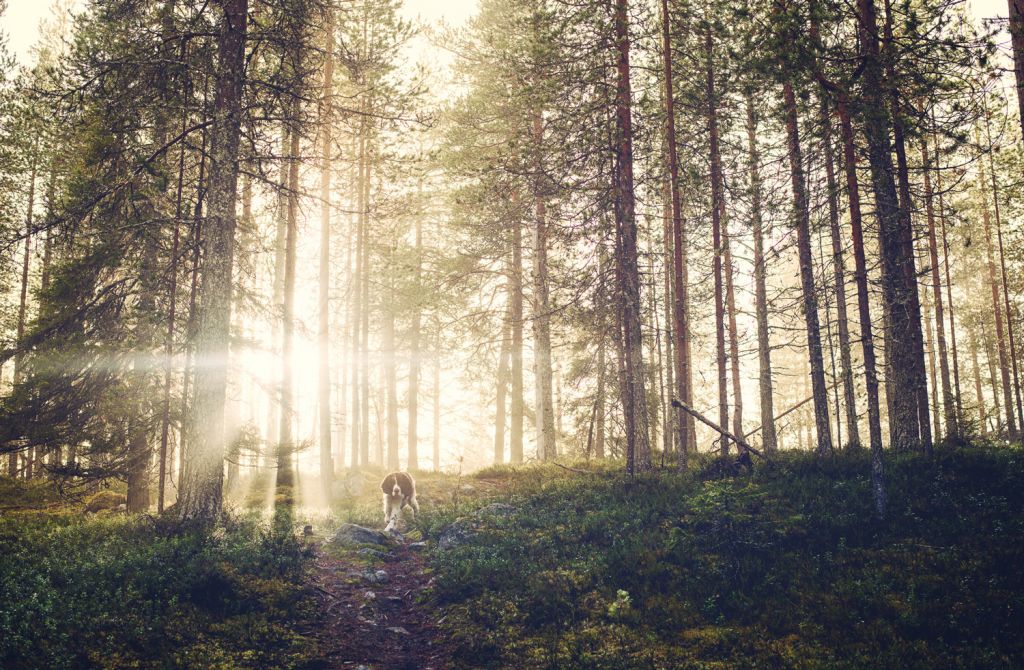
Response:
[329, 523, 395, 547]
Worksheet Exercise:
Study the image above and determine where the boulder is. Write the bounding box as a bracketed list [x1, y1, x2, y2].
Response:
[329, 523, 395, 547]
[85, 490, 127, 514]
[438, 518, 479, 550]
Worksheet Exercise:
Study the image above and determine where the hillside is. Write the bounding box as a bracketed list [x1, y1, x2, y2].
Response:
[2, 445, 1023, 669]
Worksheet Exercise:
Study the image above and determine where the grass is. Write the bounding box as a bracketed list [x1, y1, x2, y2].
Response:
[0, 479, 314, 670]
[428, 446, 1024, 669]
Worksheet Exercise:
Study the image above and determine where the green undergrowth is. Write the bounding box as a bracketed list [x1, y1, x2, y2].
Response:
[430, 446, 1024, 669]
[0, 482, 315, 670]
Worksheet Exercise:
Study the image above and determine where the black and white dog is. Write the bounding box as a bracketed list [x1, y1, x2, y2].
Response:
[380, 471, 419, 530]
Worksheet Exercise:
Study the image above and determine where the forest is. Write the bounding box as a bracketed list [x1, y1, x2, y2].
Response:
[0, 0, 1023, 667]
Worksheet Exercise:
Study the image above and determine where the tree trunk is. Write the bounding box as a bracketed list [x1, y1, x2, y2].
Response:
[268, 123, 289, 454]
[971, 328, 987, 430]
[932, 128, 963, 422]
[384, 245, 399, 471]
[350, 110, 365, 471]
[177, 0, 247, 521]
[746, 93, 778, 454]
[920, 139, 955, 438]
[12, 157, 37, 478]
[837, 96, 885, 454]
[705, 26, 730, 457]
[277, 110, 300, 497]
[433, 323, 441, 470]
[614, 0, 650, 473]
[494, 301, 511, 464]
[531, 111, 557, 461]
[978, 154, 1018, 437]
[983, 111, 1024, 434]
[820, 99, 860, 448]
[855, 0, 923, 452]
[1010, 0, 1024, 139]
[660, 0, 693, 467]
[158, 94, 189, 513]
[408, 189, 423, 471]
[782, 81, 833, 455]
[510, 207, 524, 464]
[318, 8, 336, 490]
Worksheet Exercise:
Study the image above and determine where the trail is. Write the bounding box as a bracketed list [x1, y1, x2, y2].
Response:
[302, 538, 452, 670]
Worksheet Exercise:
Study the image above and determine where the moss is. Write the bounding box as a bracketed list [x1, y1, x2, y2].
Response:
[430, 445, 1024, 669]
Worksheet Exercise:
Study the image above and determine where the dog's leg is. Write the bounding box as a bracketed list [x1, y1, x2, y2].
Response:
[383, 495, 391, 525]
[409, 494, 420, 518]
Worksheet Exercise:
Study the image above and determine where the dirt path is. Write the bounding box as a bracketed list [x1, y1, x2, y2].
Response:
[302, 540, 452, 670]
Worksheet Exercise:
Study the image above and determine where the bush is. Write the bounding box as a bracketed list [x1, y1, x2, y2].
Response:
[0, 509, 314, 669]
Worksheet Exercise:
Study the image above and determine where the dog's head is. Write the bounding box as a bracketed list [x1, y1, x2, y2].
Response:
[391, 482, 401, 497]
[380, 473, 406, 498]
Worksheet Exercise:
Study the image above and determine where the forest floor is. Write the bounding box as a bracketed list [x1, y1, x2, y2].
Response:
[302, 538, 451, 670]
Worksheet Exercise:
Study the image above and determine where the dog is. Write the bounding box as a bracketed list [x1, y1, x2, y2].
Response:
[380, 471, 419, 531]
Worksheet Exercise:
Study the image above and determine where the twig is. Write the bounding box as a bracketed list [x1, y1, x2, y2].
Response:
[551, 461, 595, 475]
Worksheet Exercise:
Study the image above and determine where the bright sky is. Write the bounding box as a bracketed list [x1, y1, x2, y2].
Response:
[2, 0, 480, 65]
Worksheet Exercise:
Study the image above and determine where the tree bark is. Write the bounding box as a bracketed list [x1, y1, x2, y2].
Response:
[855, 0, 923, 452]
[932, 128, 963, 422]
[1010, 0, 1024, 139]
[277, 108, 300, 496]
[704, 26, 730, 457]
[510, 204, 524, 464]
[494, 301, 511, 464]
[782, 81, 833, 455]
[978, 153, 1018, 437]
[920, 139, 955, 438]
[614, 0, 650, 473]
[746, 93, 778, 454]
[318, 7, 336, 490]
[531, 111, 557, 461]
[407, 187, 423, 471]
[177, 0, 247, 521]
[983, 111, 1024, 434]
[659, 0, 693, 465]
[820, 99, 860, 448]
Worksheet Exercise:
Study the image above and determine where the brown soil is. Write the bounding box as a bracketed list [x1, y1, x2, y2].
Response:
[301, 541, 453, 670]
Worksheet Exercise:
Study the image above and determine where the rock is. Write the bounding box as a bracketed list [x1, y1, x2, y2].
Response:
[363, 591, 377, 601]
[385, 595, 403, 604]
[357, 548, 388, 560]
[475, 503, 516, 518]
[387, 626, 410, 635]
[361, 569, 389, 584]
[409, 541, 428, 551]
[438, 518, 479, 550]
[302, 525, 313, 536]
[329, 523, 395, 547]
[85, 490, 127, 514]
[115, 504, 127, 512]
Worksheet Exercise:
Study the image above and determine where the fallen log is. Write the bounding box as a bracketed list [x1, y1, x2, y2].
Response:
[670, 398, 769, 461]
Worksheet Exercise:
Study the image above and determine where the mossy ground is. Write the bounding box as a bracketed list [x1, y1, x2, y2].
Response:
[3, 445, 1023, 669]
[428, 446, 1024, 669]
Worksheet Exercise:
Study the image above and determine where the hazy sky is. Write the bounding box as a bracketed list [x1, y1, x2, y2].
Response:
[1, 0, 1013, 65]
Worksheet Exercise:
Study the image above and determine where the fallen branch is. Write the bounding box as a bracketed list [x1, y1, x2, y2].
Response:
[671, 399, 769, 461]
[551, 461, 596, 475]
[745, 379, 840, 437]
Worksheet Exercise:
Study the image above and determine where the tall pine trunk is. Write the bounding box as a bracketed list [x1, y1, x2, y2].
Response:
[705, 26, 730, 456]
[782, 81, 833, 455]
[318, 8, 336, 490]
[177, 0, 247, 521]
[855, 0, 923, 451]
[820, 100, 859, 448]
[531, 111, 557, 461]
[659, 0, 693, 465]
[920, 139, 955, 438]
[746, 93, 778, 454]
[277, 110, 300, 497]
[510, 208, 525, 463]
[614, 0, 650, 473]
[408, 193, 423, 471]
